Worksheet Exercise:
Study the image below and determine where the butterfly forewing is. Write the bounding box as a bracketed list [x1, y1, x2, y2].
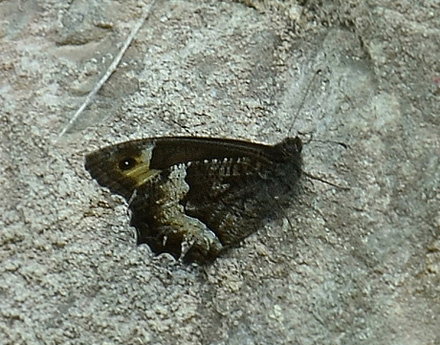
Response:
[85, 136, 302, 263]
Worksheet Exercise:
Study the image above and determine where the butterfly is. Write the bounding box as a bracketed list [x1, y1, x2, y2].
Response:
[85, 136, 303, 264]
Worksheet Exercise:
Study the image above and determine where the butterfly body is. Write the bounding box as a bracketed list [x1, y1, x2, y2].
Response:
[85, 136, 302, 264]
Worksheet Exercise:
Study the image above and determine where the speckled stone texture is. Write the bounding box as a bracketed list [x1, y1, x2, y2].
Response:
[1, 0, 439, 344]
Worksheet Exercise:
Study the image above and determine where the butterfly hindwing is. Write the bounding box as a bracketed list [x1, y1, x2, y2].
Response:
[85, 136, 302, 264]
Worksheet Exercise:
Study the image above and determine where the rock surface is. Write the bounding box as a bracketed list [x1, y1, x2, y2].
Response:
[1, 0, 439, 344]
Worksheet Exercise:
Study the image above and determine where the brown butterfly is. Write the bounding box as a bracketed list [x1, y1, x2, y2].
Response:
[85, 136, 302, 264]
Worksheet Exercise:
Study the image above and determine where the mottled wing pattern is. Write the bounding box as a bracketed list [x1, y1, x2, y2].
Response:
[85, 136, 302, 264]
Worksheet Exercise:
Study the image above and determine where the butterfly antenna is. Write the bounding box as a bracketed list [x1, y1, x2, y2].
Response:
[311, 138, 349, 149]
[287, 68, 323, 137]
[299, 131, 349, 149]
[303, 172, 350, 190]
[300, 132, 350, 190]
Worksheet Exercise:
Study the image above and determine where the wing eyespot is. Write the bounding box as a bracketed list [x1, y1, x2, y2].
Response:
[118, 157, 137, 171]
